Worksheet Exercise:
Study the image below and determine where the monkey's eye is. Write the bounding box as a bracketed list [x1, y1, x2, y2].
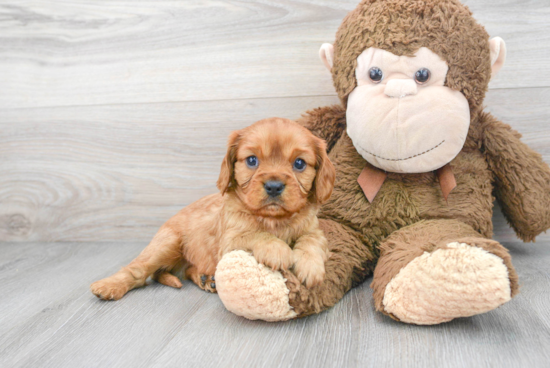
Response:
[368, 67, 383, 83]
[245, 156, 258, 169]
[414, 68, 431, 84]
[293, 158, 307, 172]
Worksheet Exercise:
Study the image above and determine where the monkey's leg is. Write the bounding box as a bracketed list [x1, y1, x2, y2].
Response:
[371, 219, 519, 325]
[216, 219, 375, 321]
[90, 227, 183, 300]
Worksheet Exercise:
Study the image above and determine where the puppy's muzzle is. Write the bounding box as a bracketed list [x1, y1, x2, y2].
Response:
[264, 181, 285, 197]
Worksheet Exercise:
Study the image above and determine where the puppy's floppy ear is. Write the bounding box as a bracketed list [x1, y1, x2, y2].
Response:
[313, 137, 336, 204]
[217, 130, 241, 194]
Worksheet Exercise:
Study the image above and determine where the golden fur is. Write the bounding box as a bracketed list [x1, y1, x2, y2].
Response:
[91, 118, 336, 300]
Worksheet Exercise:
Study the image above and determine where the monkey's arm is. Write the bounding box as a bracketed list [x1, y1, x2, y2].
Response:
[481, 112, 550, 242]
[296, 104, 346, 152]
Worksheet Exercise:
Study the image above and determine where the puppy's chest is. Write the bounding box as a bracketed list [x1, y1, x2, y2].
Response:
[261, 222, 301, 247]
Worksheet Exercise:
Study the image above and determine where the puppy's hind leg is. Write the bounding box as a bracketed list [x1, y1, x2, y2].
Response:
[91, 227, 183, 300]
[186, 266, 217, 293]
[152, 259, 184, 288]
[153, 271, 183, 289]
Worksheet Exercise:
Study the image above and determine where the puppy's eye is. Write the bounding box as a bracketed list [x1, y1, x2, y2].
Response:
[369, 67, 383, 83]
[245, 156, 258, 169]
[293, 158, 306, 172]
[414, 68, 431, 84]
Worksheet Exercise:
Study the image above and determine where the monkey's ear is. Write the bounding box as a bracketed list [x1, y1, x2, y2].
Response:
[217, 131, 241, 194]
[319, 43, 334, 71]
[489, 37, 506, 79]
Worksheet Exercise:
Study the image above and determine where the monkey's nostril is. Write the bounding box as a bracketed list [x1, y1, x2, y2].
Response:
[264, 181, 285, 197]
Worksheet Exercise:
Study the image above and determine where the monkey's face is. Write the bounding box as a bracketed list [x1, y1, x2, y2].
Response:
[345, 47, 470, 173]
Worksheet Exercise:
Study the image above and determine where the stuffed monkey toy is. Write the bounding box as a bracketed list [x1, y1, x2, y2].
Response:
[214, 0, 550, 324]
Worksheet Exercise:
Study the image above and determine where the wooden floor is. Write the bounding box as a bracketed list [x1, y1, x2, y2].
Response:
[0, 238, 549, 368]
[2, 0, 550, 367]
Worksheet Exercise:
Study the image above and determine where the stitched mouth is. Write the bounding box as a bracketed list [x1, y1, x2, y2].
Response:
[357, 140, 445, 162]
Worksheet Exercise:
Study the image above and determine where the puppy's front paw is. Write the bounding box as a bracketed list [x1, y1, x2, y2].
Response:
[293, 249, 325, 288]
[90, 277, 129, 301]
[254, 240, 294, 271]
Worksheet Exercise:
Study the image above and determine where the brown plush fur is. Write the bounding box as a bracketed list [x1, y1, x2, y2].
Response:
[332, 0, 492, 110]
[277, 0, 550, 319]
[90, 118, 336, 300]
[296, 104, 346, 153]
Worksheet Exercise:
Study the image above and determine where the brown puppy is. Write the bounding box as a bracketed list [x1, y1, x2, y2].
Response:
[91, 118, 335, 300]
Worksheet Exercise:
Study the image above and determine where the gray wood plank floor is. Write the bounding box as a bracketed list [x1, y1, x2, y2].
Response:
[0, 239, 549, 368]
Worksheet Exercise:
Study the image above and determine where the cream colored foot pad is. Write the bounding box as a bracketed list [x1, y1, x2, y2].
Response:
[383, 242, 511, 325]
[216, 250, 297, 322]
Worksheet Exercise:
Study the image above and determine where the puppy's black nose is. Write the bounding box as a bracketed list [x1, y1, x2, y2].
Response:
[264, 181, 285, 197]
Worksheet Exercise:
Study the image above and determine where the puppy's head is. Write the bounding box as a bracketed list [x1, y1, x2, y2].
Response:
[217, 118, 335, 218]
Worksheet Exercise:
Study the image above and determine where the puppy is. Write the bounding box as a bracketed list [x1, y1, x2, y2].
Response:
[91, 117, 335, 300]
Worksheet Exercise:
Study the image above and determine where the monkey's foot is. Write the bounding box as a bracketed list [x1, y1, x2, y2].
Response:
[382, 242, 513, 325]
[215, 250, 296, 321]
